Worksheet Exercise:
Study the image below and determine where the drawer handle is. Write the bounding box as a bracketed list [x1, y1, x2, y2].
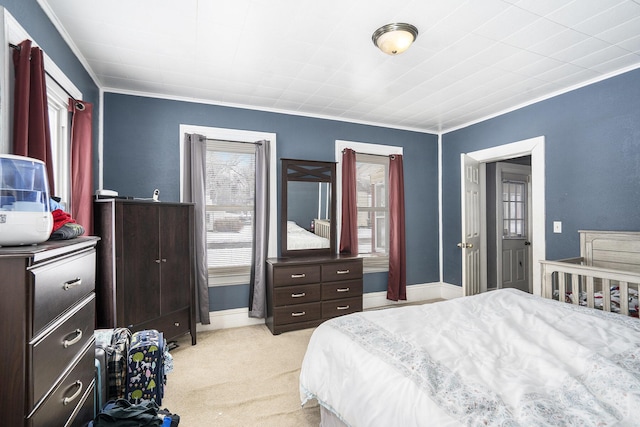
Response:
[63, 329, 83, 348]
[291, 292, 306, 298]
[291, 311, 306, 317]
[337, 305, 350, 310]
[291, 273, 306, 279]
[336, 287, 350, 293]
[63, 380, 83, 406]
[174, 322, 180, 327]
[63, 278, 82, 290]
[336, 269, 350, 275]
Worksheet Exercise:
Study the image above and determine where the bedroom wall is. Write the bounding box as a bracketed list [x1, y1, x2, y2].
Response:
[441, 67, 640, 287]
[102, 93, 440, 311]
[0, 1, 100, 164]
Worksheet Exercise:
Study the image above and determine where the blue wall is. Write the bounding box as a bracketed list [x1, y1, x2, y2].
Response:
[442, 68, 640, 286]
[103, 93, 440, 310]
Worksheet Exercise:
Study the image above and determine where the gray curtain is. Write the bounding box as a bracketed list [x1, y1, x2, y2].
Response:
[184, 133, 211, 324]
[249, 140, 270, 318]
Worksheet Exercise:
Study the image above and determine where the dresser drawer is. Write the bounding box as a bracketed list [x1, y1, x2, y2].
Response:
[322, 296, 362, 319]
[274, 302, 321, 325]
[322, 280, 363, 301]
[321, 260, 363, 282]
[274, 284, 321, 306]
[273, 264, 320, 286]
[29, 341, 95, 427]
[30, 294, 95, 408]
[32, 249, 96, 336]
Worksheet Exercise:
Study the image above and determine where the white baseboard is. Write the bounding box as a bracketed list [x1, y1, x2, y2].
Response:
[363, 281, 463, 309]
[196, 282, 464, 332]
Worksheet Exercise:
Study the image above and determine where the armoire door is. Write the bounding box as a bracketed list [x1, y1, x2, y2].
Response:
[159, 205, 191, 314]
[121, 203, 161, 327]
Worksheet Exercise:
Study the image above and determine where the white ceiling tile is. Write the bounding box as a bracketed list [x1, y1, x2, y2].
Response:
[573, 1, 640, 34]
[546, 0, 626, 28]
[473, 6, 541, 41]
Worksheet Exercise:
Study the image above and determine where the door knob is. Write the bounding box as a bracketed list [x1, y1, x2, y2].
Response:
[457, 242, 473, 249]
[524, 241, 531, 246]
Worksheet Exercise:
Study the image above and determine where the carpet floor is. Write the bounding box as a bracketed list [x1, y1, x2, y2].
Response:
[161, 325, 321, 427]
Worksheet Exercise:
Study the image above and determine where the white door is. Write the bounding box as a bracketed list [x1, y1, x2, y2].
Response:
[460, 154, 484, 296]
[497, 164, 532, 293]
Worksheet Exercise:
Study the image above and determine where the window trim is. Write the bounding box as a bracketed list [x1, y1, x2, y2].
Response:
[180, 124, 277, 287]
[335, 140, 402, 273]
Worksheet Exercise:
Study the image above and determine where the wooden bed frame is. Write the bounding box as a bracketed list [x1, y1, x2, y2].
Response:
[540, 230, 640, 316]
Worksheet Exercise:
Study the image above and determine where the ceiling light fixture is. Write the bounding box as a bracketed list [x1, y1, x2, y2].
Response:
[372, 23, 418, 55]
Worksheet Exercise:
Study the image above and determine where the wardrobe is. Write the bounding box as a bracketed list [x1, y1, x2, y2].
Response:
[94, 199, 196, 345]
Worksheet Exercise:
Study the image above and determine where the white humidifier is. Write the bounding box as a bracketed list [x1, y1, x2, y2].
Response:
[0, 154, 53, 246]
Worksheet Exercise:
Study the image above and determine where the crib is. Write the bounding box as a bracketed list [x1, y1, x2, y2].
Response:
[313, 218, 331, 239]
[540, 230, 640, 317]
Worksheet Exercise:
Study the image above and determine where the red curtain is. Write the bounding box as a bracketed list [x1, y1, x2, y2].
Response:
[69, 100, 93, 234]
[339, 148, 358, 255]
[388, 154, 406, 301]
[12, 39, 55, 194]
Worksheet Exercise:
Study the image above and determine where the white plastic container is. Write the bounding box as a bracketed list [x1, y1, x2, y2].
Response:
[0, 154, 53, 246]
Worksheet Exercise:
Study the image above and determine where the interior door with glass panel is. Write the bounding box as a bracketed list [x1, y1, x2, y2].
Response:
[498, 166, 532, 293]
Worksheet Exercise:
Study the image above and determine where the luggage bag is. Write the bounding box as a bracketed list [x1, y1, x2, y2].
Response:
[95, 327, 132, 401]
[94, 346, 108, 416]
[127, 329, 166, 405]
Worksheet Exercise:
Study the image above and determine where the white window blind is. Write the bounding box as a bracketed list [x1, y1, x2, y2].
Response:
[356, 153, 389, 257]
[205, 140, 256, 275]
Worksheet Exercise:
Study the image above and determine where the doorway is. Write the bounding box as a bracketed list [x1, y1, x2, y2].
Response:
[459, 136, 545, 297]
[487, 160, 532, 293]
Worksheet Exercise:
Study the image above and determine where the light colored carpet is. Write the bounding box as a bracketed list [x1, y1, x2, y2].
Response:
[161, 325, 320, 427]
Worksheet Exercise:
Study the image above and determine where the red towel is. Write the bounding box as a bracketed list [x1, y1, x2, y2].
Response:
[52, 209, 76, 232]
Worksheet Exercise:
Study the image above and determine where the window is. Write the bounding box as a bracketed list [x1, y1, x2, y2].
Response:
[336, 140, 402, 272]
[502, 179, 527, 238]
[356, 153, 389, 256]
[180, 124, 277, 286]
[205, 140, 256, 277]
[46, 77, 70, 207]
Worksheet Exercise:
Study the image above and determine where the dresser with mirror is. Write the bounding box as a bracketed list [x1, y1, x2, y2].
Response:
[266, 159, 363, 334]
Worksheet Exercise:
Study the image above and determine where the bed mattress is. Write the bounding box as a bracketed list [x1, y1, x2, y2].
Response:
[300, 289, 640, 426]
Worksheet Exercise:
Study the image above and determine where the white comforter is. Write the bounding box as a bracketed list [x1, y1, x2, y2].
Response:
[287, 221, 330, 249]
[300, 289, 640, 427]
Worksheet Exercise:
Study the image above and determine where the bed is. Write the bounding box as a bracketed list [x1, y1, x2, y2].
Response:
[540, 230, 640, 317]
[299, 288, 640, 426]
[287, 220, 330, 250]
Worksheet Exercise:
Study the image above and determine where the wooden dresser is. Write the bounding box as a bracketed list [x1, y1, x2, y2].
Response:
[266, 256, 363, 334]
[94, 199, 196, 345]
[0, 237, 99, 427]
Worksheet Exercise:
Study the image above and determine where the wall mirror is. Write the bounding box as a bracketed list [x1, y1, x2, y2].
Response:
[281, 158, 336, 257]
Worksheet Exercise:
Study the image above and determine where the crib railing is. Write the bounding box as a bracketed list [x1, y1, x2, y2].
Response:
[314, 219, 331, 239]
[540, 258, 640, 316]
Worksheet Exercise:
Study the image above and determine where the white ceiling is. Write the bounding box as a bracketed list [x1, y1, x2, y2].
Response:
[39, 0, 640, 133]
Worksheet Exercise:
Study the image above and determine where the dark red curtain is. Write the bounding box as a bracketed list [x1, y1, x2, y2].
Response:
[12, 39, 55, 194]
[339, 148, 358, 255]
[69, 100, 93, 234]
[388, 154, 406, 301]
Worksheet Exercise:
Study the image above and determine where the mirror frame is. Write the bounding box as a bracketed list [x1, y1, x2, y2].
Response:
[281, 158, 336, 257]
